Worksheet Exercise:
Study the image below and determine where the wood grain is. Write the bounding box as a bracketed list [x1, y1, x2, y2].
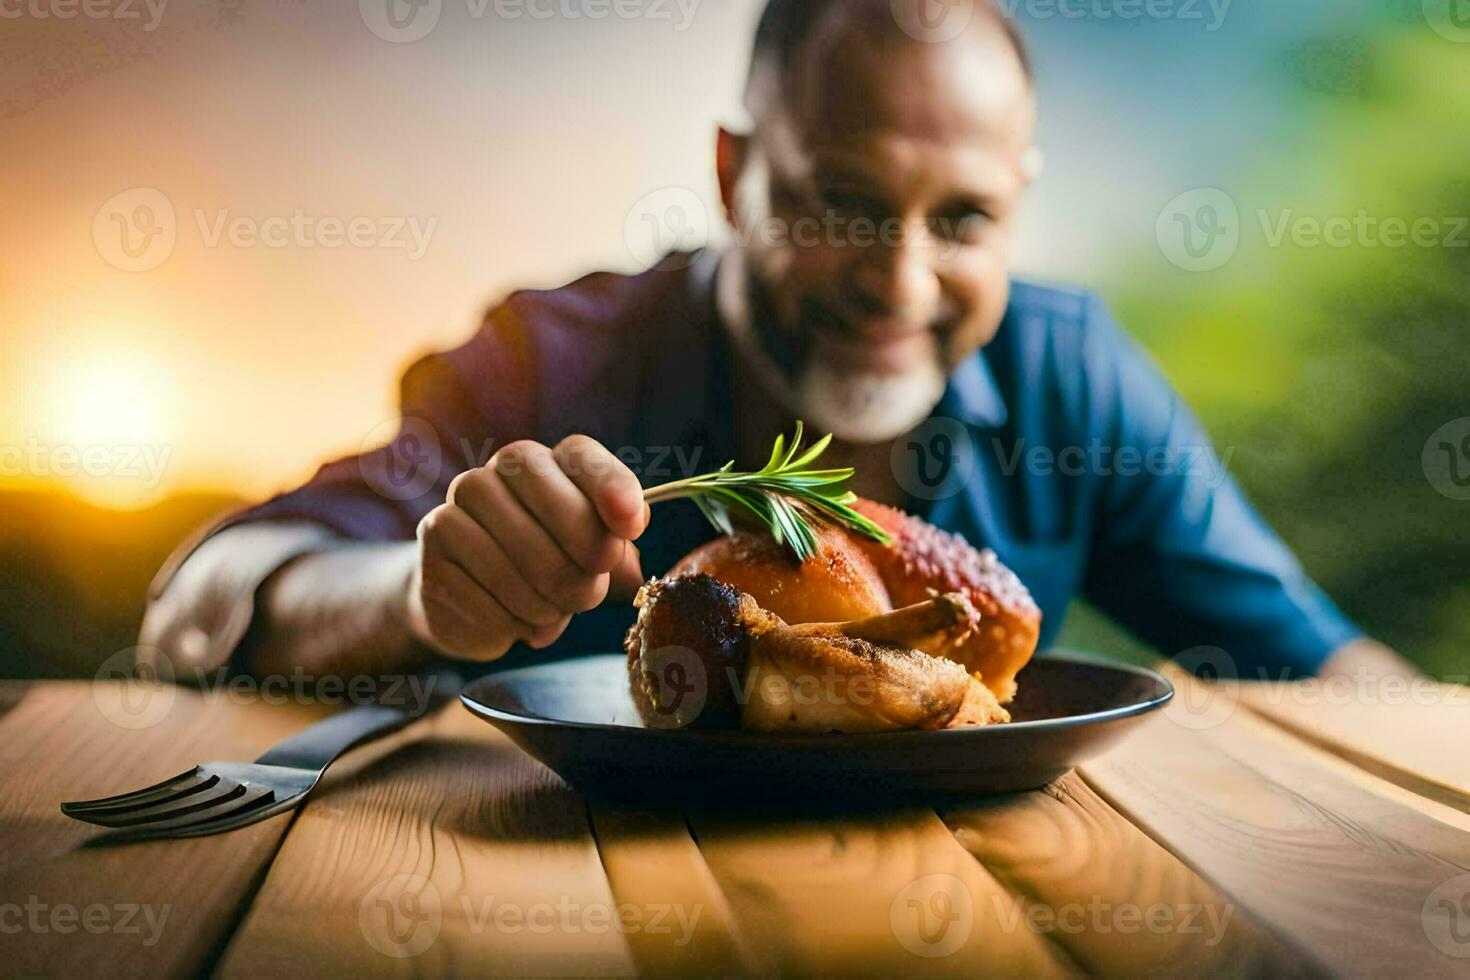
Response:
[1080, 672, 1470, 977]
[686, 805, 1079, 977]
[588, 805, 760, 977]
[938, 771, 1316, 977]
[215, 703, 638, 979]
[11, 671, 1470, 978]
[1230, 677, 1470, 813]
[0, 681, 330, 978]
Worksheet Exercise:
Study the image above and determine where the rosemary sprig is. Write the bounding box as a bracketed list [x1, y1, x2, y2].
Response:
[643, 422, 891, 561]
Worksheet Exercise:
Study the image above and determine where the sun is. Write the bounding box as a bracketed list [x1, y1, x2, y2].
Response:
[65, 363, 165, 448]
[37, 351, 175, 510]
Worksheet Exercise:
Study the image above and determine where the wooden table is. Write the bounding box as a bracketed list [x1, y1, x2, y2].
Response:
[2, 666, 1469, 978]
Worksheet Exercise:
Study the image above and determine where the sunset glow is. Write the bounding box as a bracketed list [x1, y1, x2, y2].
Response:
[29, 348, 174, 510]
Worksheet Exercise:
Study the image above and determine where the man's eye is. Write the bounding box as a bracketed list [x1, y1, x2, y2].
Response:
[930, 209, 991, 242]
[817, 189, 884, 218]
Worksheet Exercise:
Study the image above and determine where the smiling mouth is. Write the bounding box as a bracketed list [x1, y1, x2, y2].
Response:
[817, 323, 935, 371]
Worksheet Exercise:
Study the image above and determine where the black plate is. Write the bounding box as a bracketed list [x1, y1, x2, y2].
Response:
[461, 652, 1173, 809]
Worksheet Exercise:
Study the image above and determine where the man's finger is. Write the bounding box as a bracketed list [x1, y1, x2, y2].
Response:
[434, 506, 564, 627]
[450, 467, 597, 613]
[608, 540, 645, 603]
[419, 556, 524, 661]
[497, 441, 622, 574]
[554, 435, 649, 541]
[526, 615, 573, 650]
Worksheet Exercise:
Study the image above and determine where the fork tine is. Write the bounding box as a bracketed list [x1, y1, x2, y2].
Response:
[87, 784, 280, 844]
[162, 788, 292, 839]
[61, 767, 208, 815]
[71, 776, 244, 828]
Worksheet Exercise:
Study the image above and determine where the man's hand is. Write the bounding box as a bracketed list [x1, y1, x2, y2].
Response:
[407, 435, 649, 661]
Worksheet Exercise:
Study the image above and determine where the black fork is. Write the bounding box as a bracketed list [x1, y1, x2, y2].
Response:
[61, 703, 418, 843]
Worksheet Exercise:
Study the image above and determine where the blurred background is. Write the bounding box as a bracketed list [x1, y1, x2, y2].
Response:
[2, 0, 1466, 679]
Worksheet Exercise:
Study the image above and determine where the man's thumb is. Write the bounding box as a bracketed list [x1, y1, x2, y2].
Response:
[608, 540, 645, 603]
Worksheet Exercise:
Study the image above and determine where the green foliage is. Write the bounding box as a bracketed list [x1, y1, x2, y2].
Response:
[1066, 29, 1470, 679]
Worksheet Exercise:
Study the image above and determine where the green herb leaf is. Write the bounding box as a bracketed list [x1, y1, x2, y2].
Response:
[642, 422, 892, 561]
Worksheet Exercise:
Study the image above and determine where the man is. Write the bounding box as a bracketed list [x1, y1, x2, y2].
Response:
[140, 0, 1413, 684]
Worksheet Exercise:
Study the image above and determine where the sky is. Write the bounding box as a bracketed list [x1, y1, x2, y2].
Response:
[0, 0, 1408, 508]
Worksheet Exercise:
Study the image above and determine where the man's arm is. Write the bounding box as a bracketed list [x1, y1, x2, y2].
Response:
[138, 518, 433, 680]
[244, 538, 425, 678]
[138, 524, 430, 681]
[139, 302, 643, 680]
[141, 438, 649, 681]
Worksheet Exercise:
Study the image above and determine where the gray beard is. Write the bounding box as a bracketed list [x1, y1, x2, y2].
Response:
[716, 253, 948, 443]
[785, 357, 947, 443]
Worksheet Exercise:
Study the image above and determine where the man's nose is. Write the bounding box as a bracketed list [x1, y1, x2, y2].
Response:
[846, 232, 940, 322]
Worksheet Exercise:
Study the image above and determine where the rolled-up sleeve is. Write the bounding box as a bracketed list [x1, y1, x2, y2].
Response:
[1079, 296, 1362, 677]
[140, 305, 537, 670]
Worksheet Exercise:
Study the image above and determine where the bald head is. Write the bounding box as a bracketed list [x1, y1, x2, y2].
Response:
[745, 0, 1032, 118]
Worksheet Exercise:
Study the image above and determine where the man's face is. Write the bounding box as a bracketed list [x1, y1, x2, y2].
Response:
[723, 18, 1035, 442]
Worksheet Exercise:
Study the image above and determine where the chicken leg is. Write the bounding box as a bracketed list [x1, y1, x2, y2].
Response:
[626, 574, 1009, 733]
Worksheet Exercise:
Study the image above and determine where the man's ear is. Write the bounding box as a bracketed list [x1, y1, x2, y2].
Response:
[716, 126, 750, 225]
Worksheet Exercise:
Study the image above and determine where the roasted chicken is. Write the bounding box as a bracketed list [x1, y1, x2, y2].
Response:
[625, 573, 1009, 732]
[624, 499, 1041, 733]
[670, 499, 1041, 704]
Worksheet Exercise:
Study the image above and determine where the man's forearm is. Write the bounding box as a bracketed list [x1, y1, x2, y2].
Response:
[140, 522, 433, 682]
[247, 541, 431, 679]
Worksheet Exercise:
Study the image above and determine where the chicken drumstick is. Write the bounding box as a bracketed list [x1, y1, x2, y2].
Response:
[671, 498, 1041, 703]
[625, 573, 1010, 733]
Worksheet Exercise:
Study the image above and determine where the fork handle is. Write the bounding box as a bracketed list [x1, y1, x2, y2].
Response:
[254, 704, 416, 772]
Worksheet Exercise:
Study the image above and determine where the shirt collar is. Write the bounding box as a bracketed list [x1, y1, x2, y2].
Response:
[937, 351, 1009, 430]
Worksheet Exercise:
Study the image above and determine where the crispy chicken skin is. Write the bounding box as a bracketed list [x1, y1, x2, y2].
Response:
[624, 573, 750, 730]
[625, 573, 1009, 733]
[851, 500, 1041, 704]
[672, 528, 890, 626]
[670, 499, 1041, 703]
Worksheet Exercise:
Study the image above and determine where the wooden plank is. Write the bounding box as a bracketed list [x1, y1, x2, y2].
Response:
[685, 806, 1079, 977]
[1229, 677, 1470, 814]
[215, 703, 638, 979]
[1079, 671, 1470, 977]
[0, 680, 30, 719]
[938, 771, 1318, 977]
[588, 805, 761, 977]
[0, 681, 331, 978]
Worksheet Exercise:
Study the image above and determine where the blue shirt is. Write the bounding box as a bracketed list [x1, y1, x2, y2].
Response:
[225, 251, 1359, 677]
